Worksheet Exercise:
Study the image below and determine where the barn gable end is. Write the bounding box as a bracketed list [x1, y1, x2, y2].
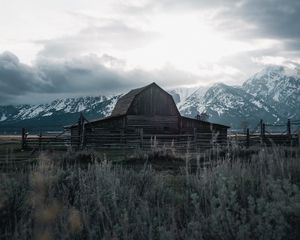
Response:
[111, 83, 180, 117]
[111, 86, 147, 116]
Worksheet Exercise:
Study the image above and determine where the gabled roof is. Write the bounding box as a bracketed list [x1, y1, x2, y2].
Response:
[65, 82, 229, 129]
[65, 114, 126, 129]
[111, 82, 157, 116]
[181, 116, 230, 128]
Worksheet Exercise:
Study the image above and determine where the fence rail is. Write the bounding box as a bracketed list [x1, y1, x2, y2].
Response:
[2, 118, 299, 154]
[229, 118, 300, 147]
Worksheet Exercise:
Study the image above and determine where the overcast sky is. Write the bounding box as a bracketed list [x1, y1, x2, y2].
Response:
[0, 0, 300, 105]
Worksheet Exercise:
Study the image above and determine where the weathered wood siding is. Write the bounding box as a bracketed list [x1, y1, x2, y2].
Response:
[86, 116, 126, 131]
[180, 117, 227, 144]
[126, 115, 179, 134]
[180, 117, 212, 133]
[128, 85, 179, 116]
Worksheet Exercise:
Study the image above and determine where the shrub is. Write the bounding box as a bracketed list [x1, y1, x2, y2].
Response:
[0, 146, 299, 239]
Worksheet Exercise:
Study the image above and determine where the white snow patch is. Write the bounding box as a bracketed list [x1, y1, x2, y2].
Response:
[53, 100, 67, 111]
[273, 91, 280, 101]
[252, 100, 262, 108]
[77, 103, 86, 112]
[0, 113, 7, 121]
[26, 106, 45, 118]
[104, 97, 119, 116]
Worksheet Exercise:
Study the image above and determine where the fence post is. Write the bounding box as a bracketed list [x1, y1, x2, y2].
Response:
[260, 119, 263, 136]
[140, 128, 144, 149]
[298, 129, 300, 148]
[77, 115, 81, 150]
[38, 130, 42, 151]
[193, 128, 197, 151]
[287, 119, 291, 135]
[287, 119, 292, 146]
[78, 113, 85, 150]
[21, 128, 26, 150]
[260, 119, 265, 145]
[82, 123, 86, 149]
[246, 128, 250, 148]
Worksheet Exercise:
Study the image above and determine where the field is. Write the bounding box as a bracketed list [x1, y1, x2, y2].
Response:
[0, 139, 300, 239]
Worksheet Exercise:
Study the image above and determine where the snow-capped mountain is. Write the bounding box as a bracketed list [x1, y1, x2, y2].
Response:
[0, 96, 118, 121]
[243, 66, 300, 119]
[168, 86, 202, 104]
[179, 83, 280, 127]
[179, 65, 300, 128]
[0, 65, 299, 132]
[178, 86, 209, 115]
[0, 95, 120, 133]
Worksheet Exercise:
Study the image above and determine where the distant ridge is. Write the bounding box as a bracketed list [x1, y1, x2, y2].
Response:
[0, 66, 299, 132]
[178, 65, 300, 128]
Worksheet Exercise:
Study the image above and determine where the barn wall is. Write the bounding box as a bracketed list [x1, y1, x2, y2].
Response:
[70, 116, 228, 147]
[83, 116, 127, 147]
[209, 125, 227, 144]
[180, 117, 228, 144]
[70, 127, 79, 146]
[85, 116, 126, 133]
[71, 127, 79, 137]
[126, 115, 179, 134]
[180, 117, 212, 133]
[127, 85, 179, 116]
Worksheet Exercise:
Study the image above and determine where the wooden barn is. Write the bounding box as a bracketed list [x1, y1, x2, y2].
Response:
[67, 83, 229, 150]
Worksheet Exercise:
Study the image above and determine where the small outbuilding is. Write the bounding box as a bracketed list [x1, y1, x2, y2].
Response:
[67, 83, 229, 150]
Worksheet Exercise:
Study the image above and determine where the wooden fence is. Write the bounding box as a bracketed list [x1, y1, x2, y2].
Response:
[17, 118, 300, 153]
[229, 119, 300, 147]
[19, 128, 227, 154]
[0, 118, 298, 171]
[20, 128, 71, 151]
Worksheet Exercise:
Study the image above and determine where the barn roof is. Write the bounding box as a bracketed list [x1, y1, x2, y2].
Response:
[65, 82, 229, 129]
[181, 116, 230, 128]
[64, 114, 125, 129]
[111, 82, 166, 116]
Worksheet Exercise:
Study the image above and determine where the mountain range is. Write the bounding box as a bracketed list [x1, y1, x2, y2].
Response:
[0, 65, 299, 133]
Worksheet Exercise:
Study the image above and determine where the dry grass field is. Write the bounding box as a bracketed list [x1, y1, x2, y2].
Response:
[0, 143, 299, 240]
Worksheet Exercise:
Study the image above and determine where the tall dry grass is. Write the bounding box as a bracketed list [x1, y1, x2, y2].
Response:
[0, 146, 299, 240]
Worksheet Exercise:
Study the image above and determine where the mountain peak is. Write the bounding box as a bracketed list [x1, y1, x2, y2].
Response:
[210, 82, 229, 89]
[251, 65, 300, 80]
[1, 65, 299, 132]
[243, 65, 300, 118]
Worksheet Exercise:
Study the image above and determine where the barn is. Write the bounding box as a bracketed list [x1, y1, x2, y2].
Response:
[67, 83, 229, 150]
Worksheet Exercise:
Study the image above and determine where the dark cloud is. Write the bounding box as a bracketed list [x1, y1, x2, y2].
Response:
[0, 52, 52, 103]
[0, 51, 202, 105]
[233, 0, 300, 39]
[0, 52, 140, 104]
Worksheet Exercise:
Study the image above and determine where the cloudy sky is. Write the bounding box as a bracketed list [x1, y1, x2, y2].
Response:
[0, 0, 300, 105]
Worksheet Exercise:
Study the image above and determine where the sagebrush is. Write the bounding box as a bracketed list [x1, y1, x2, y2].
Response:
[0, 146, 299, 240]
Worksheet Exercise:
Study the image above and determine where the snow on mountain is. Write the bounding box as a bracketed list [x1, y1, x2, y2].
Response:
[179, 83, 280, 127]
[0, 65, 299, 132]
[12, 96, 104, 120]
[168, 86, 200, 104]
[0, 95, 121, 133]
[4, 95, 119, 121]
[178, 66, 300, 127]
[243, 65, 300, 119]
[0, 113, 7, 121]
[178, 86, 209, 116]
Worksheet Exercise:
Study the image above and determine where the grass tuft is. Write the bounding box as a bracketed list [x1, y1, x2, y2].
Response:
[0, 146, 299, 239]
